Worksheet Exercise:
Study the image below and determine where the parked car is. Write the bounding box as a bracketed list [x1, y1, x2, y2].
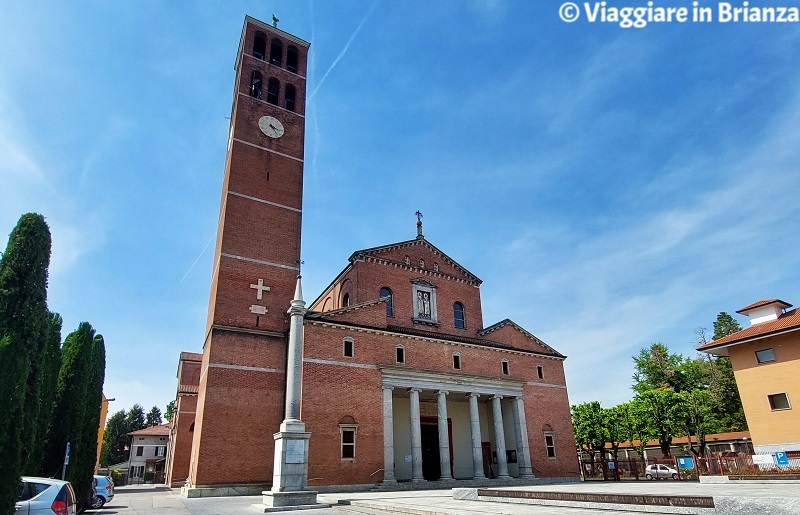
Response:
[90, 475, 114, 509]
[645, 463, 679, 480]
[16, 477, 77, 515]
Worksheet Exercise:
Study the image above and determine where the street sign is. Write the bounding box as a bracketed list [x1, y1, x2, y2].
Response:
[677, 456, 694, 469]
[752, 454, 774, 465]
[775, 451, 789, 467]
[607, 461, 616, 470]
[64, 442, 70, 465]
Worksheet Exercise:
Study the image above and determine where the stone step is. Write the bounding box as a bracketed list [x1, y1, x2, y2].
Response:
[454, 487, 716, 515]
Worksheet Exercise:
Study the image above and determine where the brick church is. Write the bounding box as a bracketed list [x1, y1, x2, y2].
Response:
[165, 16, 578, 494]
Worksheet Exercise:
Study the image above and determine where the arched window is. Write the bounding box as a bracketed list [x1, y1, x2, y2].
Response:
[266, 78, 279, 105]
[253, 33, 266, 60]
[284, 84, 296, 112]
[433, 263, 439, 272]
[342, 293, 350, 307]
[379, 287, 393, 317]
[249, 71, 262, 99]
[287, 46, 299, 73]
[419, 259, 425, 269]
[270, 39, 283, 66]
[453, 302, 465, 329]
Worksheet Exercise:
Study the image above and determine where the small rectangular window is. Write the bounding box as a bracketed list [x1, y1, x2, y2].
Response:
[537, 365, 544, 379]
[136, 446, 143, 456]
[453, 354, 461, 370]
[502, 361, 509, 375]
[756, 348, 776, 364]
[396, 346, 405, 364]
[343, 339, 354, 358]
[544, 432, 556, 458]
[768, 393, 791, 410]
[341, 428, 356, 459]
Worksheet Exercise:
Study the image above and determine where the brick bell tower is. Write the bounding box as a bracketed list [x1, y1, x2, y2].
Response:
[187, 16, 309, 490]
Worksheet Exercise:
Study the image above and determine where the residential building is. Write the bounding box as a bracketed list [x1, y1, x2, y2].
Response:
[127, 423, 170, 484]
[697, 299, 800, 453]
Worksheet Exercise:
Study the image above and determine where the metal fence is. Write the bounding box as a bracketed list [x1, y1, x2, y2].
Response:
[579, 452, 800, 481]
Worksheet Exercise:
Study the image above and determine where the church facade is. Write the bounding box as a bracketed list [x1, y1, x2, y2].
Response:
[167, 16, 578, 493]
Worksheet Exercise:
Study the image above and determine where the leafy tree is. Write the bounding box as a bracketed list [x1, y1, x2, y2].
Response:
[675, 389, 720, 458]
[127, 404, 147, 432]
[100, 410, 130, 466]
[165, 400, 175, 422]
[632, 343, 682, 393]
[619, 400, 653, 472]
[696, 312, 747, 431]
[0, 213, 51, 514]
[146, 406, 163, 427]
[604, 405, 627, 460]
[713, 312, 742, 340]
[636, 389, 681, 457]
[571, 401, 607, 464]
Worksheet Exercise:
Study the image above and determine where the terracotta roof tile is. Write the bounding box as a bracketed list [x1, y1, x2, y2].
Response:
[697, 307, 800, 351]
[736, 299, 792, 314]
[129, 423, 171, 436]
[609, 431, 751, 449]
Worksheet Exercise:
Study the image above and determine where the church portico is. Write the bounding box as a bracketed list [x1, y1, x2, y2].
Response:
[380, 367, 530, 483]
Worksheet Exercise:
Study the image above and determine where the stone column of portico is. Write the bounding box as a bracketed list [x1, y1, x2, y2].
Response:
[491, 395, 510, 478]
[467, 393, 485, 479]
[436, 390, 453, 480]
[382, 386, 396, 483]
[409, 388, 424, 482]
[512, 396, 534, 478]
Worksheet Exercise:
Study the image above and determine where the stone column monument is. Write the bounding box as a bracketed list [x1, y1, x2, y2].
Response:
[256, 277, 329, 512]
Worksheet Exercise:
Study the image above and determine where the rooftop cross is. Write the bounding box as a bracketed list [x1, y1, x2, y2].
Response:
[415, 211, 424, 239]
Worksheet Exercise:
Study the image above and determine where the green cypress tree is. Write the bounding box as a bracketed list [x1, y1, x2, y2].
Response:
[26, 312, 62, 475]
[42, 324, 94, 479]
[0, 213, 51, 515]
[69, 333, 105, 506]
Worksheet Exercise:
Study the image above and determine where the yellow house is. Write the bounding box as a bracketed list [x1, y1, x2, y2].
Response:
[95, 395, 112, 473]
[698, 299, 800, 453]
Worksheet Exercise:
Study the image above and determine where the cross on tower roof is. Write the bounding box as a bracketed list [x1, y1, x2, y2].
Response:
[415, 211, 424, 239]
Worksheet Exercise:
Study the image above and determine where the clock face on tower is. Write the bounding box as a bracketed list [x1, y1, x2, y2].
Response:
[258, 116, 284, 139]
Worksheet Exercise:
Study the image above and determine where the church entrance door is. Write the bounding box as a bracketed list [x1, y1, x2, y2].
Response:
[420, 422, 440, 480]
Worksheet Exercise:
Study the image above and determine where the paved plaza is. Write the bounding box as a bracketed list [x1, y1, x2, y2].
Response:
[100, 481, 800, 515]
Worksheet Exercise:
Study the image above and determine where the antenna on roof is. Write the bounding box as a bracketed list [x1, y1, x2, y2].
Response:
[272, 14, 280, 28]
[415, 211, 424, 239]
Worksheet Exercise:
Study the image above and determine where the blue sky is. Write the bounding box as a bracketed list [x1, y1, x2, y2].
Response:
[1, 1, 799, 417]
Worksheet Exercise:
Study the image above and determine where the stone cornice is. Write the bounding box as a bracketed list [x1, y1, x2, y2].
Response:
[304, 319, 565, 361]
[379, 365, 525, 397]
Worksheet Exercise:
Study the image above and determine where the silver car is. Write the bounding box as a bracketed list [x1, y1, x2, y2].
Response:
[644, 463, 679, 480]
[15, 477, 77, 515]
[91, 475, 114, 509]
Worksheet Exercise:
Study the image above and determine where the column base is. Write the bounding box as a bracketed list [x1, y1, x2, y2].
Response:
[253, 491, 330, 512]
[382, 478, 397, 484]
